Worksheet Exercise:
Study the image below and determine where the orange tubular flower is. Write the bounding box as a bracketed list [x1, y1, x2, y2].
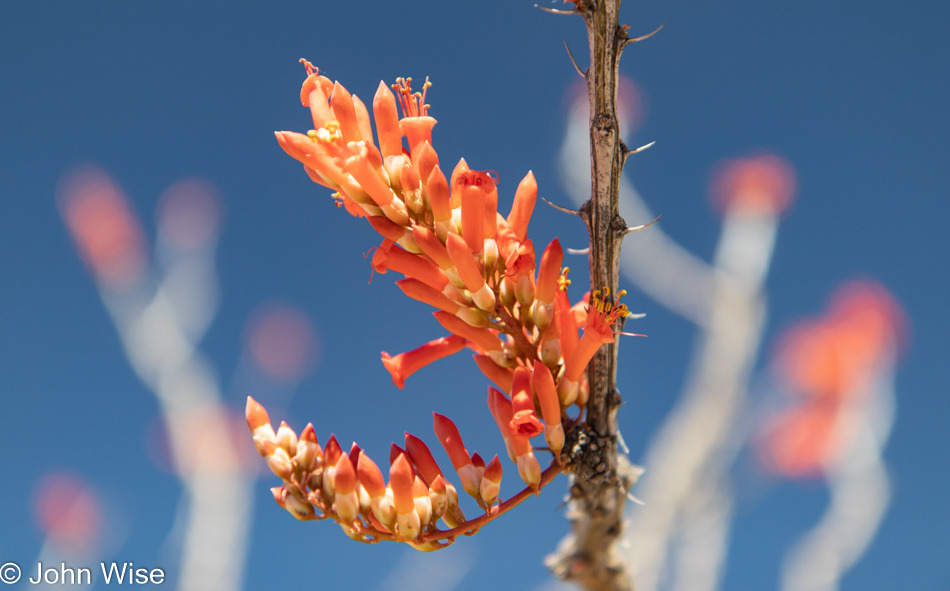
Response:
[449, 158, 471, 209]
[396, 278, 460, 315]
[372, 239, 449, 291]
[426, 165, 453, 225]
[445, 233, 495, 313]
[457, 171, 498, 254]
[372, 81, 403, 159]
[300, 67, 334, 127]
[504, 240, 537, 306]
[382, 335, 466, 389]
[342, 145, 405, 218]
[413, 142, 440, 194]
[474, 354, 515, 394]
[412, 476, 434, 525]
[394, 77, 436, 153]
[557, 282, 580, 365]
[402, 131, 438, 170]
[403, 433, 444, 485]
[488, 387, 516, 462]
[367, 215, 409, 242]
[510, 430, 541, 493]
[479, 455, 503, 507]
[332, 454, 360, 523]
[539, 308, 562, 369]
[330, 81, 363, 144]
[411, 225, 454, 269]
[402, 434, 464, 527]
[532, 238, 564, 333]
[494, 213, 520, 262]
[509, 367, 545, 440]
[532, 361, 564, 463]
[357, 453, 395, 528]
[351, 95, 374, 142]
[507, 171, 538, 242]
[432, 413, 481, 501]
[560, 288, 630, 406]
[390, 453, 421, 540]
[432, 311, 504, 356]
[274, 131, 349, 189]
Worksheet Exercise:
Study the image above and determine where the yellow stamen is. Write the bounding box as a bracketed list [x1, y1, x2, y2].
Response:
[393, 76, 432, 118]
[558, 267, 572, 291]
[299, 58, 317, 76]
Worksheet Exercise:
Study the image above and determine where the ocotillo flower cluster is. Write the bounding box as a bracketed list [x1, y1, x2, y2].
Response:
[760, 280, 906, 477]
[248, 61, 637, 548]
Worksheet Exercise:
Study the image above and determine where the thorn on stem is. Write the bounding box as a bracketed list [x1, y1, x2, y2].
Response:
[564, 41, 588, 78]
[621, 214, 662, 236]
[540, 196, 583, 218]
[622, 140, 656, 167]
[622, 21, 667, 48]
[535, 4, 579, 15]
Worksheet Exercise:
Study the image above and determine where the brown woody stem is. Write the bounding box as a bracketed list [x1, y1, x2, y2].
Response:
[543, 1, 644, 590]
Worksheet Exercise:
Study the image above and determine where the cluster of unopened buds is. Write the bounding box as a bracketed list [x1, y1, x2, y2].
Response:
[247, 60, 638, 549]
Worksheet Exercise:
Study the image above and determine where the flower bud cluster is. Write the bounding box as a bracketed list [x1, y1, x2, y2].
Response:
[247, 397, 506, 549]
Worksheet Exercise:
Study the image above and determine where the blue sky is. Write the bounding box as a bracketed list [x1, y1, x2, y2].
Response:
[2, 1, 948, 589]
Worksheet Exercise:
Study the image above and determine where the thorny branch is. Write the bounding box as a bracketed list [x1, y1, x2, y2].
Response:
[543, 1, 659, 589]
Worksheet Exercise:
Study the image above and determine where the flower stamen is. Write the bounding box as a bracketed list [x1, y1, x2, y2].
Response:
[393, 77, 432, 118]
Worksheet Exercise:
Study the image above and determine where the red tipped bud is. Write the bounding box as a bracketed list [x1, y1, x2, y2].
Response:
[294, 423, 322, 474]
[272, 486, 315, 521]
[480, 455, 503, 506]
[390, 454, 421, 539]
[412, 476, 433, 525]
[262, 440, 293, 481]
[404, 433, 445, 485]
[276, 421, 298, 458]
[389, 454, 415, 515]
[357, 453, 386, 499]
[245, 396, 271, 431]
[332, 454, 359, 523]
[433, 413, 482, 500]
[428, 475, 448, 519]
[471, 451, 486, 470]
[348, 442, 362, 468]
[246, 396, 276, 457]
[516, 450, 542, 493]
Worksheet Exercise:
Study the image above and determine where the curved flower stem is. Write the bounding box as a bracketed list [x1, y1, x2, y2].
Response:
[424, 463, 564, 542]
[292, 464, 565, 546]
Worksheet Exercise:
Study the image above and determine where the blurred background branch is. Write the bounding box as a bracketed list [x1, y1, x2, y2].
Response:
[58, 169, 254, 591]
